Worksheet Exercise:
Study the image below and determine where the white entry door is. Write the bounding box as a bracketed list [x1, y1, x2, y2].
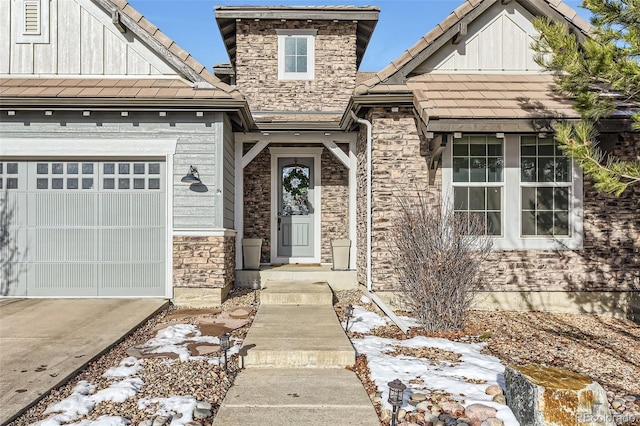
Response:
[270, 148, 322, 264]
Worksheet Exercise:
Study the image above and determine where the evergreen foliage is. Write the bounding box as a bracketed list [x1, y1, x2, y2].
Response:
[532, 0, 640, 195]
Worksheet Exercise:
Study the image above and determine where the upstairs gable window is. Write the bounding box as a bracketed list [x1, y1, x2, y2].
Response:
[277, 30, 316, 80]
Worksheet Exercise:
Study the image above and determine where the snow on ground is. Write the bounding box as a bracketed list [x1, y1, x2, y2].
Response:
[348, 306, 519, 425]
[34, 322, 236, 426]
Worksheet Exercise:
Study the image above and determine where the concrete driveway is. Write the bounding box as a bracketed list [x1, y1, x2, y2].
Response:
[0, 298, 168, 425]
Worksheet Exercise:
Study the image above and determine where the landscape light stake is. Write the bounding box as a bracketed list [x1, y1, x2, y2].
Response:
[219, 332, 230, 373]
[344, 304, 354, 331]
[252, 278, 260, 307]
[388, 379, 406, 426]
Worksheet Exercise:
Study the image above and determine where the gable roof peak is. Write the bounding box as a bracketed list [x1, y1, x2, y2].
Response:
[355, 0, 591, 95]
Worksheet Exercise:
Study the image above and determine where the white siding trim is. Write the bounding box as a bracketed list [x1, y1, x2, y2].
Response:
[13, 0, 50, 44]
[1, 138, 178, 156]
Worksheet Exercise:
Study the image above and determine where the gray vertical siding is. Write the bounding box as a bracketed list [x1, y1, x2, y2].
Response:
[222, 115, 235, 230]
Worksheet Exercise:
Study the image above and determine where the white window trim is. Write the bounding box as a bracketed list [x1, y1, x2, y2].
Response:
[442, 133, 583, 250]
[13, 0, 50, 44]
[276, 29, 317, 81]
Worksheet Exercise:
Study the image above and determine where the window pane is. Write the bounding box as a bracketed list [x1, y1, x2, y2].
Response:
[82, 163, 94, 174]
[37, 178, 48, 189]
[522, 211, 536, 236]
[538, 157, 555, 182]
[0, 180, 2, 189]
[296, 38, 307, 55]
[469, 143, 485, 156]
[554, 187, 569, 210]
[0, 163, 3, 174]
[82, 178, 93, 190]
[52, 163, 63, 174]
[453, 158, 469, 182]
[469, 158, 486, 182]
[118, 178, 130, 189]
[37, 163, 48, 174]
[119, 163, 130, 174]
[554, 212, 569, 235]
[487, 141, 502, 156]
[67, 178, 78, 189]
[296, 56, 307, 73]
[148, 178, 160, 189]
[134, 163, 145, 174]
[285, 56, 296, 72]
[536, 187, 553, 210]
[522, 187, 536, 211]
[487, 211, 501, 235]
[52, 178, 63, 189]
[285, 38, 296, 55]
[521, 136, 537, 155]
[7, 163, 18, 174]
[454, 187, 468, 210]
[487, 187, 501, 211]
[555, 157, 571, 182]
[453, 143, 468, 156]
[149, 163, 160, 174]
[7, 178, 17, 189]
[104, 163, 115, 174]
[67, 163, 78, 174]
[521, 157, 536, 182]
[134, 178, 145, 189]
[469, 212, 486, 235]
[104, 178, 115, 189]
[538, 138, 554, 155]
[537, 211, 554, 235]
[487, 158, 503, 182]
[454, 211, 469, 233]
[469, 187, 485, 210]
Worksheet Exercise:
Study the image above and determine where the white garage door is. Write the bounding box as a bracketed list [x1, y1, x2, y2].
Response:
[1, 160, 166, 297]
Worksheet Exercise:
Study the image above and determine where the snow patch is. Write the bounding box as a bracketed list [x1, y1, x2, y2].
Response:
[138, 396, 198, 425]
[102, 357, 143, 378]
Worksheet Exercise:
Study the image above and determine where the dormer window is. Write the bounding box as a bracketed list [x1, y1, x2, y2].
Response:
[14, 0, 50, 44]
[277, 29, 316, 80]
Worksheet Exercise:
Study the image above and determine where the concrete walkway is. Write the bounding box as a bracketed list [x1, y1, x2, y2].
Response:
[214, 281, 379, 425]
[0, 298, 168, 425]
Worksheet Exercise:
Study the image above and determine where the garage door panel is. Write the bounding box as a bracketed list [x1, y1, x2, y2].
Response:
[28, 263, 97, 296]
[99, 263, 164, 297]
[2, 159, 166, 297]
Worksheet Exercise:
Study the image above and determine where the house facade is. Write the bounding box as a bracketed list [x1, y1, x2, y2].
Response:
[1, 0, 638, 310]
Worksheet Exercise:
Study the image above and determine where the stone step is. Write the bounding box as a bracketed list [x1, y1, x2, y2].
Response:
[213, 368, 380, 426]
[259, 280, 334, 305]
[240, 304, 355, 368]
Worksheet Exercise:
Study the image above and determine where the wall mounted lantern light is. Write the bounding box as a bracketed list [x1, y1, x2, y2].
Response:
[181, 165, 201, 184]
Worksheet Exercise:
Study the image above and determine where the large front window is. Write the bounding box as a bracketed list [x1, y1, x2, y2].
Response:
[443, 133, 583, 249]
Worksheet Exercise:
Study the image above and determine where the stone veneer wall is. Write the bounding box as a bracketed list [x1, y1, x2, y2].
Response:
[173, 235, 236, 290]
[234, 21, 357, 113]
[360, 108, 639, 292]
[243, 143, 349, 264]
[321, 146, 349, 262]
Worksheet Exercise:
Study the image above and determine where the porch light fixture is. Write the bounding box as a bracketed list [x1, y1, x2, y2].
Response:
[388, 379, 406, 426]
[219, 332, 230, 373]
[252, 278, 260, 307]
[181, 165, 201, 184]
[344, 304, 354, 331]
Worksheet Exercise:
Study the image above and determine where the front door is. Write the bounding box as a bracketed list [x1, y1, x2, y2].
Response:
[277, 157, 315, 258]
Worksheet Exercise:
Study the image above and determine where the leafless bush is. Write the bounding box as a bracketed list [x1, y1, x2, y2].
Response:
[391, 191, 493, 332]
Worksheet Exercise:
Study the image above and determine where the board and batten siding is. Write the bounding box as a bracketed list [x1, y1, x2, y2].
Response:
[0, 0, 175, 75]
[415, 1, 543, 73]
[172, 113, 229, 230]
[221, 115, 235, 230]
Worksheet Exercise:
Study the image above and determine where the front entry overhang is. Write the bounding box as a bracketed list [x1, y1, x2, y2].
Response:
[234, 131, 358, 269]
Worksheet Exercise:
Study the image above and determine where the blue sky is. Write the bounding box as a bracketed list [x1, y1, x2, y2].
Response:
[127, 0, 591, 72]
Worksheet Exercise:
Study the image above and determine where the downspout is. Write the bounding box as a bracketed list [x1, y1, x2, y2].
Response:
[350, 110, 409, 334]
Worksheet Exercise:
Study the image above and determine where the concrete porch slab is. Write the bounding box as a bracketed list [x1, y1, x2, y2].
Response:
[236, 266, 357, 291]
[0, 298, 168, 424]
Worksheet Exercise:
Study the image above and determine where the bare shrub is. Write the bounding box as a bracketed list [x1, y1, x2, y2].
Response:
[391, 191, 493, 332]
